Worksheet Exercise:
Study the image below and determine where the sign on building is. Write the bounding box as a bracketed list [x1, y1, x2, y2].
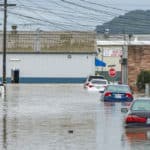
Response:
[103, 49, 122, 57]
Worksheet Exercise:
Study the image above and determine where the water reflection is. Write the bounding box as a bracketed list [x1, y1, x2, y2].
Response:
[121, 128, 150, 150]
[103, 102, 127, 114]
[0, 84, 149, 150]
[0, 84, 100, 150]
[2, 85, 7, 150]
[125, 128, 150, 142]
[103, 102, 131, 107]
[125, 129, 150, 143]
[104, 102, 116, 107]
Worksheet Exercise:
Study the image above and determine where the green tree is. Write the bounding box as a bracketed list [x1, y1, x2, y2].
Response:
[136, 70, 150, 91]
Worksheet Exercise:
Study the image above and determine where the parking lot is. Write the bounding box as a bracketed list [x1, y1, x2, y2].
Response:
[0, 84, 149, 150]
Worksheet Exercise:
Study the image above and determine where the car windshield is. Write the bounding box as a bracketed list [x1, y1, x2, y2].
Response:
[88, 76, 104, 81]
[91, 80, 107, 84]
[106, 85, 130, 93]
[131, 100, 150, 111]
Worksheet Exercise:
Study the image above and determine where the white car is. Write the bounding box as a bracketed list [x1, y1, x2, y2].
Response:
[84, 75, 105, 89]
[86, 79, 108, 92]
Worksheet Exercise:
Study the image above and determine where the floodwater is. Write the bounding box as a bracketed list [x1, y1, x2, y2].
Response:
[0, 84, 150, 150]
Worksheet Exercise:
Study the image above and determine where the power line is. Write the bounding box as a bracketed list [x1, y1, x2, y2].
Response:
[1, 0, 150, 32]
[79, 0, 128, 12]
[3, 0, 120, 30]
[8, 11, 75, 30]
[60, 0, 120, 16]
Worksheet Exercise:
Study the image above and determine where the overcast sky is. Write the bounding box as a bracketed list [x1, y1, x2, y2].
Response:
[101, 0, 150, 10]
[0, 0, 150, 31]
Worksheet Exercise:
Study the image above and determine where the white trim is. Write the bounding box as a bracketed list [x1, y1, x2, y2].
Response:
[97, 40, 150, 46]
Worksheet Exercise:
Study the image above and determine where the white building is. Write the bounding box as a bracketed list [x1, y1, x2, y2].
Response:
[0, 31, 97, 83]
[0, 52, 96, 83]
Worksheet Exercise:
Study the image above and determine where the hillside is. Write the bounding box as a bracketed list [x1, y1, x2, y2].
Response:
[95, 10, 150, 34]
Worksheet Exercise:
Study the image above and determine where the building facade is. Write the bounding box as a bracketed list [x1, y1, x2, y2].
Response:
[128, 45, 150, 91]
[0, 31, 97, 83]
[97, 38, 123, 82]
[97, 34, 150, 91]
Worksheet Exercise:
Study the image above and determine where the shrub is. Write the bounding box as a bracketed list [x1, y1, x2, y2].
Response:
[136, 70, 150, 91]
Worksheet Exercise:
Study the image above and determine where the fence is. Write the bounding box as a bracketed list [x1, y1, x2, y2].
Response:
[0, 31, 96, 53]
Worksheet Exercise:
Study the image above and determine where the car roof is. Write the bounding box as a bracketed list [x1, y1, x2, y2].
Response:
[105, 84, 131, 92]
[90, 79, 108, 84]
[88, 75, 105, 80]
[134, 97, 150, 101]
[130, 98, 150, 111]
[90, 78, 107, 81]
[107, 84, 129, 87]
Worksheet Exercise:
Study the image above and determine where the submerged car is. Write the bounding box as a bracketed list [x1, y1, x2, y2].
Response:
[122, 98, 150, 128]
[84, 75, 105, 89]
[100, 84, 133, 102]
[86, 79, 108, 92]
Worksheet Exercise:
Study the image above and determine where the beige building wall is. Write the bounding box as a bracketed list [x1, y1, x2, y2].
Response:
[0, 31, 96, 53]
[97, 45, 122, 71]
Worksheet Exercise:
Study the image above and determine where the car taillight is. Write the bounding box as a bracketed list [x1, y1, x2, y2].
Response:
[88, 85, 94, 88]
[86, 83, 89, 86]
[104, 92, 112, 97]
[125, 93, 133, 98]
[125, 115, 147, 123]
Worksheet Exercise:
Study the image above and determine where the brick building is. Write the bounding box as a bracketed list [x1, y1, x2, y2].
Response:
[97, 34, 150, 90]
[128, 45, 150, 91]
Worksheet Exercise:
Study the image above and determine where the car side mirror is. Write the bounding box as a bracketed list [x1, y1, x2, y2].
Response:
[121, 107, 128, 113]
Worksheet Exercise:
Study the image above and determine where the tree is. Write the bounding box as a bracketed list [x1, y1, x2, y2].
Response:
[136, 70, 150, 91]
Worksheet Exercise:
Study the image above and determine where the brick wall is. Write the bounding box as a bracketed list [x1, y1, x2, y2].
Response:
[128, 45, 150, 92]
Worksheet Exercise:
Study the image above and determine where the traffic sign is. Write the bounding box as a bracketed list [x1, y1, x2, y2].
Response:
[109, 68, 116, 77]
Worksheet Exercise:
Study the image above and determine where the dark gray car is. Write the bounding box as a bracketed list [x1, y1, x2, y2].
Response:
[122, 98, 150, 128]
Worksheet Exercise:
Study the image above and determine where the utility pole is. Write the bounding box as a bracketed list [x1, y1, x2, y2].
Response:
[0, 1, 16, 84]
[122, 33, 128, 84]
[2, 0, 7, 84]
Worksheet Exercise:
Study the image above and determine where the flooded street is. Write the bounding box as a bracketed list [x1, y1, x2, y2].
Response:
[0, 84, 150, 150]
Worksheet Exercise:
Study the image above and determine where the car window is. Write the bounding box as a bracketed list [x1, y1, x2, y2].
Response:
[106, 85, 130, 92]
[88, 76, 104, 81]
[91, 80, 107, 84]
[131, 100, 150, 111]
